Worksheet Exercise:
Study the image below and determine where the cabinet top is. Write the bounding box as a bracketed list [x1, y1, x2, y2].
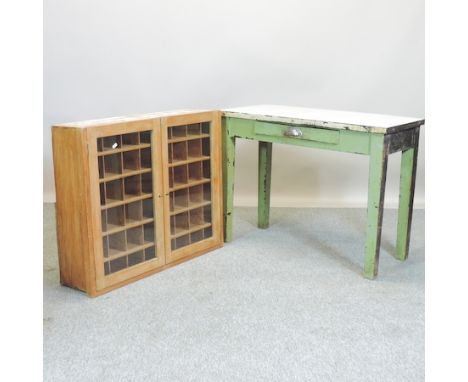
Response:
[53, 109, 208, 129]
[222, 105, 425, 134]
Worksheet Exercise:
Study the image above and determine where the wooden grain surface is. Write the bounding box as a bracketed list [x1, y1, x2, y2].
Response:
[54, 110, 207, 129]
[53, 110, 223, 296]
[52, 127, 94, 292]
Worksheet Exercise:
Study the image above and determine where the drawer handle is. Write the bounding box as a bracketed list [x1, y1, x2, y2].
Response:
[284, 127, 303, 137]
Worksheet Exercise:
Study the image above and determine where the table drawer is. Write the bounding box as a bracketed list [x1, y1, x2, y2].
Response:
[254, 121, 340, 144]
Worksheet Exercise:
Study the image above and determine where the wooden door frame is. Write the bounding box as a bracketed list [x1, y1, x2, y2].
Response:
[86, 118, 166, 292]
[160, 111, 224, 264]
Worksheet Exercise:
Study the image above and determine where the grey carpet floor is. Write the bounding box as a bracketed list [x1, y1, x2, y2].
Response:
[44, 204, 424, 382]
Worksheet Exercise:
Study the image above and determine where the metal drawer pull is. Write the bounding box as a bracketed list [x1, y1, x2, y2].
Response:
[284, 127, 303, 137]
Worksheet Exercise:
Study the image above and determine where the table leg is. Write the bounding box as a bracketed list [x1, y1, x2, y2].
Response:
[364, 134, 389, 279]
[223, 131, 236, 242]
[396, 128, 420, 260]
[258, 141, 273, 229]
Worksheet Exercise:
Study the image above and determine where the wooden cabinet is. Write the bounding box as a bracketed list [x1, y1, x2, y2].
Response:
[52, 111, 223, 296]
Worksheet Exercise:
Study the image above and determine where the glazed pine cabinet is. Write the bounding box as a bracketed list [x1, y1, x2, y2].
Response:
[52, 110, 223, 296]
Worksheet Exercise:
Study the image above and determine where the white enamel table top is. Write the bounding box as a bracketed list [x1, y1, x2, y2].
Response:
[222, 105, 424, 134]
[56, 109, 206, 128]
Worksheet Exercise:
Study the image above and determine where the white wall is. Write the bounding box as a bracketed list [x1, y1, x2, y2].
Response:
[44, 0, 424, 207]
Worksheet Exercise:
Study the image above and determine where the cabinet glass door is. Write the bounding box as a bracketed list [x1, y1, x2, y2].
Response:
[165, 119, 215, 260]
[90, 122, 165, 289]
[167, 122, 213, 250]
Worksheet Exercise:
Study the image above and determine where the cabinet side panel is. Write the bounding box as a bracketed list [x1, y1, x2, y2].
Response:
[52, 127, 91, 292]
[211, 111, 224, 243]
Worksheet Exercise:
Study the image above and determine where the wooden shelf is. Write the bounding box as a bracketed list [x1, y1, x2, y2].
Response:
[171, 222, 211, 240]
[126, 240, 151, 253]
[169, 178, 210, 192]
[169, 155, 210, 167]
[99, 168, 152, 183]
[168, 133, 210, 144]
[98, 143, 151, 156]
[106, 241, 155, 262]
[103, 217, 154, 236]
[101, 193, 153, 210]
[171, 200, 211, 215]
[104, 222, 123, 233]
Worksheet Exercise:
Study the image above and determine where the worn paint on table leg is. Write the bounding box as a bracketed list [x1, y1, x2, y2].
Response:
[364, 134, 389, 279]
[396, 128, 420, 260]
[258, 141, 272, 229]
[223, 121, 236, 242]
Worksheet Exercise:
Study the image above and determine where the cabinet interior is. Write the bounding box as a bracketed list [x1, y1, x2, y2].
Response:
[167, 122, 213, 251]
[96, 121, 215, 276]
[98, 131, 157, 275]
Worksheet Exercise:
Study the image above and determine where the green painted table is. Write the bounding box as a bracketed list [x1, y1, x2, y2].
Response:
[222, 105, 424, 279]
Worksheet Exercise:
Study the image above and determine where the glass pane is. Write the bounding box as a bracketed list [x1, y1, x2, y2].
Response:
[97, 130, 158, 276]
[167, 122, 213, 251]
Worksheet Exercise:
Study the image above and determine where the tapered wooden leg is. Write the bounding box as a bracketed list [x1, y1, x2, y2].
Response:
[396, 128, 420, 260]
[223, 127, 236, 242]
[258, 141, 273, 229]
[364, 134, 389, 279]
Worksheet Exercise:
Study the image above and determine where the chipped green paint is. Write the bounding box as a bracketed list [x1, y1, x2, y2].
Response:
[224, 117, 372, 155]
[255, 121, 340, 145]
[364, 134, 389, 279]
[258, 141, 272, 229]
[222, 118, 236, 242]
[222, 116, 421, 278]
[396, 128, 420, 261]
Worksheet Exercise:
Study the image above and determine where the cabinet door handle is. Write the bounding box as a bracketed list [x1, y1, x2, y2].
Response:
[284, 127, 303, 137]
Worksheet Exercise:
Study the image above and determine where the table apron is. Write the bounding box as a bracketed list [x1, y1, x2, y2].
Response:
[224, 117, 419, 156]
[387, 128, 419, 154]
